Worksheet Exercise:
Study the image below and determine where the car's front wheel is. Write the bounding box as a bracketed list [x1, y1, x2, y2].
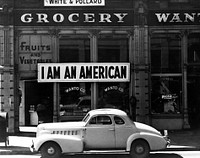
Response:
[40, 141, 62, 158]
[130, 139, 150, 158]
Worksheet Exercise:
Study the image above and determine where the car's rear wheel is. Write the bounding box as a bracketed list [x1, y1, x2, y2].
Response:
[40, 142, 62, 158]
[130, 139, 150, 158]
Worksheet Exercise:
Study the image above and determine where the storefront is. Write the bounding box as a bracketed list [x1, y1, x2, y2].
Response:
[10, 0, 200, 132]
[15, 29, 133, 125]
[148, 9, 200, 129]
[14, 0, 145, 127]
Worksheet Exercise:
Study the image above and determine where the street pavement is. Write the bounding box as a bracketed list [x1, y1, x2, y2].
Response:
[0, 127, 200, 155]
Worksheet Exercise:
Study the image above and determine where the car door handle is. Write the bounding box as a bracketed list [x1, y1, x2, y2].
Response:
[109, 128, 114, 131]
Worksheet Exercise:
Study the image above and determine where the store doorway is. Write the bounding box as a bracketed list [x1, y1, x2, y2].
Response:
[188, 75, 200, 129]
[19, 80, 53, 126]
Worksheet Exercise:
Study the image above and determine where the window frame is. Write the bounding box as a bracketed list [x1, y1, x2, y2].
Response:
[114, 116, 125, 125]
[88, 115, 113, 125]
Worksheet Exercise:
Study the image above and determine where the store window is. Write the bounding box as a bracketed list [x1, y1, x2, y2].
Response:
[98, 34, 128, 62]
[187, 33, 200, 128]
[18, 34, 53, 126]
[151, 76, 182, 114]
[60, 35, 90, 62]
[151, 33, 181, 73]
[97, 34, 130, 114]
[188, 33, 200, 63]
[150, 33, 182, 114]
[59, 35, 91, 121]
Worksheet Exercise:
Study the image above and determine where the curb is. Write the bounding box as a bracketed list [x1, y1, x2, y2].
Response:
[164, 145, 200, 151]
[0, 146, 38, 155]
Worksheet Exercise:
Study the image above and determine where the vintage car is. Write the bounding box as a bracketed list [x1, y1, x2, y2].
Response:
[59, 96, 91, 121]
[31, 109, 170, 158]
[60, 96, 91, 115]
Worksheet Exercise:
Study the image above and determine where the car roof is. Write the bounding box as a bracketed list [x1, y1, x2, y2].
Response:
[88, 108, 127, 116]
[79, 96, 91, 100]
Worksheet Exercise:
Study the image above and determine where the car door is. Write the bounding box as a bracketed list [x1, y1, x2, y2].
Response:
[114, 116, 136, 149]
[84, 115, 115, 149]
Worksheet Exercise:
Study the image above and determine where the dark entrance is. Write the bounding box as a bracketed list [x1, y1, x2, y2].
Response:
[187, 66, 200, 129]
[24, 81, 53, 125]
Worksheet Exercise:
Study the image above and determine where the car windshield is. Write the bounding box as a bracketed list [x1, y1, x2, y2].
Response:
[82, 113, 90, 122]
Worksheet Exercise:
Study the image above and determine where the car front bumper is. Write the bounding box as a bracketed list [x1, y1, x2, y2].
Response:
[164, 136, 171, 147]
[30, 140, 36, 153]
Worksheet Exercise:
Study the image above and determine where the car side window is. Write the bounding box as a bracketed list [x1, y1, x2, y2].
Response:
[114, 116, 125, 125]
[89, 116, 112, 125]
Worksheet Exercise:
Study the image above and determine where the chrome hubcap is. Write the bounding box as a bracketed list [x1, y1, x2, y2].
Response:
[135, 145, 144, 154]
[47, 147, 55, 155]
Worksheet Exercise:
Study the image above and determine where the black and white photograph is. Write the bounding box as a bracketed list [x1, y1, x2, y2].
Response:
[0, 0, 200, 158]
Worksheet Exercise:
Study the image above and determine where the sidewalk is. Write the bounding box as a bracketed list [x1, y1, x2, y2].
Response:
[0, 127, 200, 155]
[0, 127, 37, 155]
[167, 128, 200, 151]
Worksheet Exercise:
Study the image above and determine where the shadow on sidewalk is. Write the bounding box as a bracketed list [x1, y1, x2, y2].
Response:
[0, 145, 31, 155]
[61, 153, 183, 158]
[150, 153, 183, 158]
[168, 128, 200, 149]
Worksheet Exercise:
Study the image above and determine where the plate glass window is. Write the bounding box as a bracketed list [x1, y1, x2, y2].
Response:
[59, 35, 91, 121]
[97, 34, 130, 115]
[150, 33, 182, 114]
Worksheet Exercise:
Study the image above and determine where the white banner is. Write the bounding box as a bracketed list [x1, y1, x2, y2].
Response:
[44, 0, 105, 6]
[38, 63, 130, 82]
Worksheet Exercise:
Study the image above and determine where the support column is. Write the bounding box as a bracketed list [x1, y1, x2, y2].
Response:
[89, 31, 99, 109]
[129, 30, 135, 97]
[128, 30, 136, 120]
[2, 26, 15, 133]
[133, 0, 149, 124]
[182, 31, 190, 129]
[133, 26, 150, 124]
[49, 29, 60, 122]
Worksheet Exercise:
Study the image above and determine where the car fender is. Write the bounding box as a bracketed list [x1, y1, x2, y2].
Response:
[34, 134, 84, 153]
[126, 132, 167, 151]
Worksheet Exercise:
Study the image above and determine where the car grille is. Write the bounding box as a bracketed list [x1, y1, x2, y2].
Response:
[52, 130, 79, 135]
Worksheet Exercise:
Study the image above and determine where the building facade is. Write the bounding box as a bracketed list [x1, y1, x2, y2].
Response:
[1, 0, 200, 133]
[0, 1, 15, 132]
